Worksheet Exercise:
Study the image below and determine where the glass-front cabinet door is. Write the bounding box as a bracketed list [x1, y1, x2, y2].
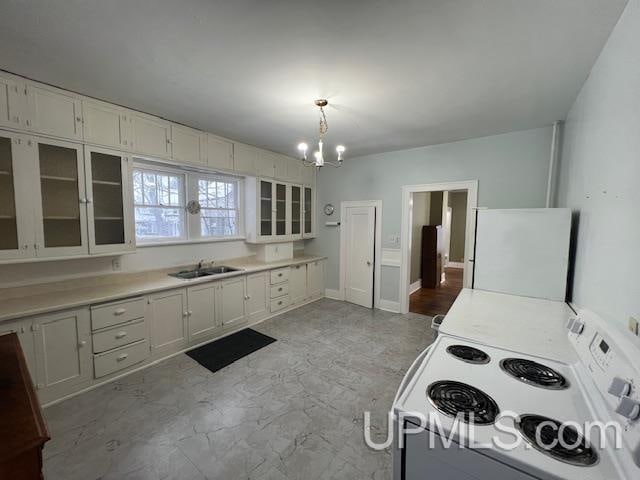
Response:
[84, 146, 134, 254]
[0, 131, 33, 260]
[33, 138, 88, 257]
[259, 179, 273, 237]
[303, 186, 314, 238]
[290, 185, 302, 239]
[275, 182, 287, 237]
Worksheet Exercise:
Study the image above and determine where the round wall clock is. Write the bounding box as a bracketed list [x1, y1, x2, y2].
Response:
[324, 203, 335, 215]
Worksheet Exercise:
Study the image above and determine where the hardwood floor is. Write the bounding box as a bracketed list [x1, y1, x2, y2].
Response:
[409, 267, 464, 317]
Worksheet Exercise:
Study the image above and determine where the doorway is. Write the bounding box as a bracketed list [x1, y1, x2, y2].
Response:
[339, 200, 382, 309]
[399, 181, 478, 315]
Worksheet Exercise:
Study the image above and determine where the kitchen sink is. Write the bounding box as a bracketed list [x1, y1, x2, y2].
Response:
[169, 265, 241, 279]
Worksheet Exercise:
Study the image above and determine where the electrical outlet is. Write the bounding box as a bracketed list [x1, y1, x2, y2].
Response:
[112, 258, 122, 272]
[629, 317, 639, 336]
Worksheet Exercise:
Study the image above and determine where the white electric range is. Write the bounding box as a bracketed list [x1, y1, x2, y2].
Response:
[392, 306, 640, 480]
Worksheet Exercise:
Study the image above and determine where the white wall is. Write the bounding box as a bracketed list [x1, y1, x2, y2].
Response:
[556, 0, 640, 327]
[308, 126, 554, 302]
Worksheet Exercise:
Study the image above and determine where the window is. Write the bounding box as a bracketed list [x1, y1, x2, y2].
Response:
[196, 177, 239, 237]
[133, 167, 185, 242]
[132, 162, 242, 244]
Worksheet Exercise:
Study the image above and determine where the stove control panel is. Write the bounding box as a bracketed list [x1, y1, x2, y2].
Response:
[590, 332, 613, 369]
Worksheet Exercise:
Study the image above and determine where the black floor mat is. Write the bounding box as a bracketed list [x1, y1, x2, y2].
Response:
[186, 328, 277, 373]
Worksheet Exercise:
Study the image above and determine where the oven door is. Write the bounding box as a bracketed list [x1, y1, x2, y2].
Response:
[402, 423, 540, 480]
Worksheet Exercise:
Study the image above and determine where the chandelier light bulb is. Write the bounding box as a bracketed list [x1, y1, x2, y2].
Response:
[336, 145, 345, 153]
[297, 142, 308, 152]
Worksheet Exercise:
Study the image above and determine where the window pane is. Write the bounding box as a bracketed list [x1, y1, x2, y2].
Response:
[143, 173, 157, 205]
[133, 170, 143, 204]
[135, 206, 184, 239]
[201, 208, 237, 237]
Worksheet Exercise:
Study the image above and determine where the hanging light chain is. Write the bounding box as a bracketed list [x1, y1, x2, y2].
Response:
[319, 106, 328, 137]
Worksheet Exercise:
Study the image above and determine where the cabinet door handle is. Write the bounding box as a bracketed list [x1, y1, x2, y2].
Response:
[114, 308, 126, 316]
[115, 331, 127, 339]
[183, 311, 189, 317]
[188, 310, 193, 316]
[78, 340, 87, 347]
[116, 353, 128, 362]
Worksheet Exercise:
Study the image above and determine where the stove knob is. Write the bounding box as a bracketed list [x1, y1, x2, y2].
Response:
[570, 320, 585, 335]
[608, 377, 632, 397]
[615, 396, 640, 421]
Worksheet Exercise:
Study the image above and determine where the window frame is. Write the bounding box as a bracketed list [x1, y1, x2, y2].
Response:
[132, 160, 244, 246]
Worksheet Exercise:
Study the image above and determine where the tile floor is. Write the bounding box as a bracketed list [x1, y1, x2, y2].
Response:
[43, 299, 434, 480]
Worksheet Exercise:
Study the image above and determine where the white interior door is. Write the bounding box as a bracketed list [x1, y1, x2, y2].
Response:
[344, 205, 375, 308]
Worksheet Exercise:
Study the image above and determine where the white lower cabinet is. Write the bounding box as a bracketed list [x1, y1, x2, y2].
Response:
[290, 264, 307, 305]
[245, 272, 268, 322]
[0, 318, 37, 379]
[187, 283, 219, 342]
[149, 289, 188, 356]
[307, 260, 325, 298]
[220, 276, 246, 327]
[33, 308, 92, 403]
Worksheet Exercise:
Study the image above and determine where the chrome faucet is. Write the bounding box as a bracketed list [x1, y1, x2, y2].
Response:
[197, 259, 205, 270]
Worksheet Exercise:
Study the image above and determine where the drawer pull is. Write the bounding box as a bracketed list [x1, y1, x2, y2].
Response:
[116, 353, 129, 362]
[278, 287, 283, 292]
[278, 301, 282, 305]
[115, 331, 127, 339]
[114, 308, 127, 316]
[278, 273, 283, 277]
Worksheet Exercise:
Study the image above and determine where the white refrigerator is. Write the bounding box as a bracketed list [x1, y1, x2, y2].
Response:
[472, 208, 571, 301]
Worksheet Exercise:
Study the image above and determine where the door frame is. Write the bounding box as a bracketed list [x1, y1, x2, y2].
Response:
[339, 200, 382, 309]
[399, 180, 478, 314]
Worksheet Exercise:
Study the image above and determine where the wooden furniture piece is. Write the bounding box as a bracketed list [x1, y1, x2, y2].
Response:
[0, 332, 50, 480]
[420, 225, 443, 288]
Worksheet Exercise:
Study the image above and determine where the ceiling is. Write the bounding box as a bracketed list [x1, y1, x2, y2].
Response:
[0, 0, 628, 158]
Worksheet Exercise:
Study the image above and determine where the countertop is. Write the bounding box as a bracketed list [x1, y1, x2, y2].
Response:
[440, 288, 576, 363]
[0, 254, 325, 323]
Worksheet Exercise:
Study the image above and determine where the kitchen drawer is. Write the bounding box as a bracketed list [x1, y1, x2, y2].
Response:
[270, 283, 289, 299]
[92, 319, 147, 354]
[270, 268, 290, 285]
[91, 297, 145, 331]
[93, 339, 149, 378]
[270, 295, 291, 313]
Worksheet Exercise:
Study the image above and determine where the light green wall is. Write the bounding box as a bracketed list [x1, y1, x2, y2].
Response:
[448, 191, 468, 263]
[556, 0, 640, 327]
[307, 126, 553, 302]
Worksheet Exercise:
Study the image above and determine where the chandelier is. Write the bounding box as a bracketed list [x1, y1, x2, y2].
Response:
[297, 99, 345, 168]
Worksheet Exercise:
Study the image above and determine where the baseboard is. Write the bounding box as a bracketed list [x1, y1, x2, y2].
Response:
[379, 299, 401, 313]
[325, 288, 343, 300]
[409, 280, 422, 294]
[447, 262, 464, 269]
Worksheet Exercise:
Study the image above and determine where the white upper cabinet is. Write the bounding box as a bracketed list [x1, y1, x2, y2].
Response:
[274, 154, 288, 179]
[131, 114, 171, 158]
[303, 185, 316, 238]
[286, 157, 303, 184]
[0, 131, 36, 261]
[256, 150, 277, 178]
[233, 142, 258, 175]
[0, 75, 27, 130]
[84, 145, 135, 254]
[171, 124, 205, 166]
[26, 83, 83, 141]
[82, 100, 133, 149]
[32, 137, 89, 258]
[206, 134, 234, 171]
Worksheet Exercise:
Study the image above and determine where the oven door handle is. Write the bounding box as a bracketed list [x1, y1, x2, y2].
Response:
[393, 344, 432, 407]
